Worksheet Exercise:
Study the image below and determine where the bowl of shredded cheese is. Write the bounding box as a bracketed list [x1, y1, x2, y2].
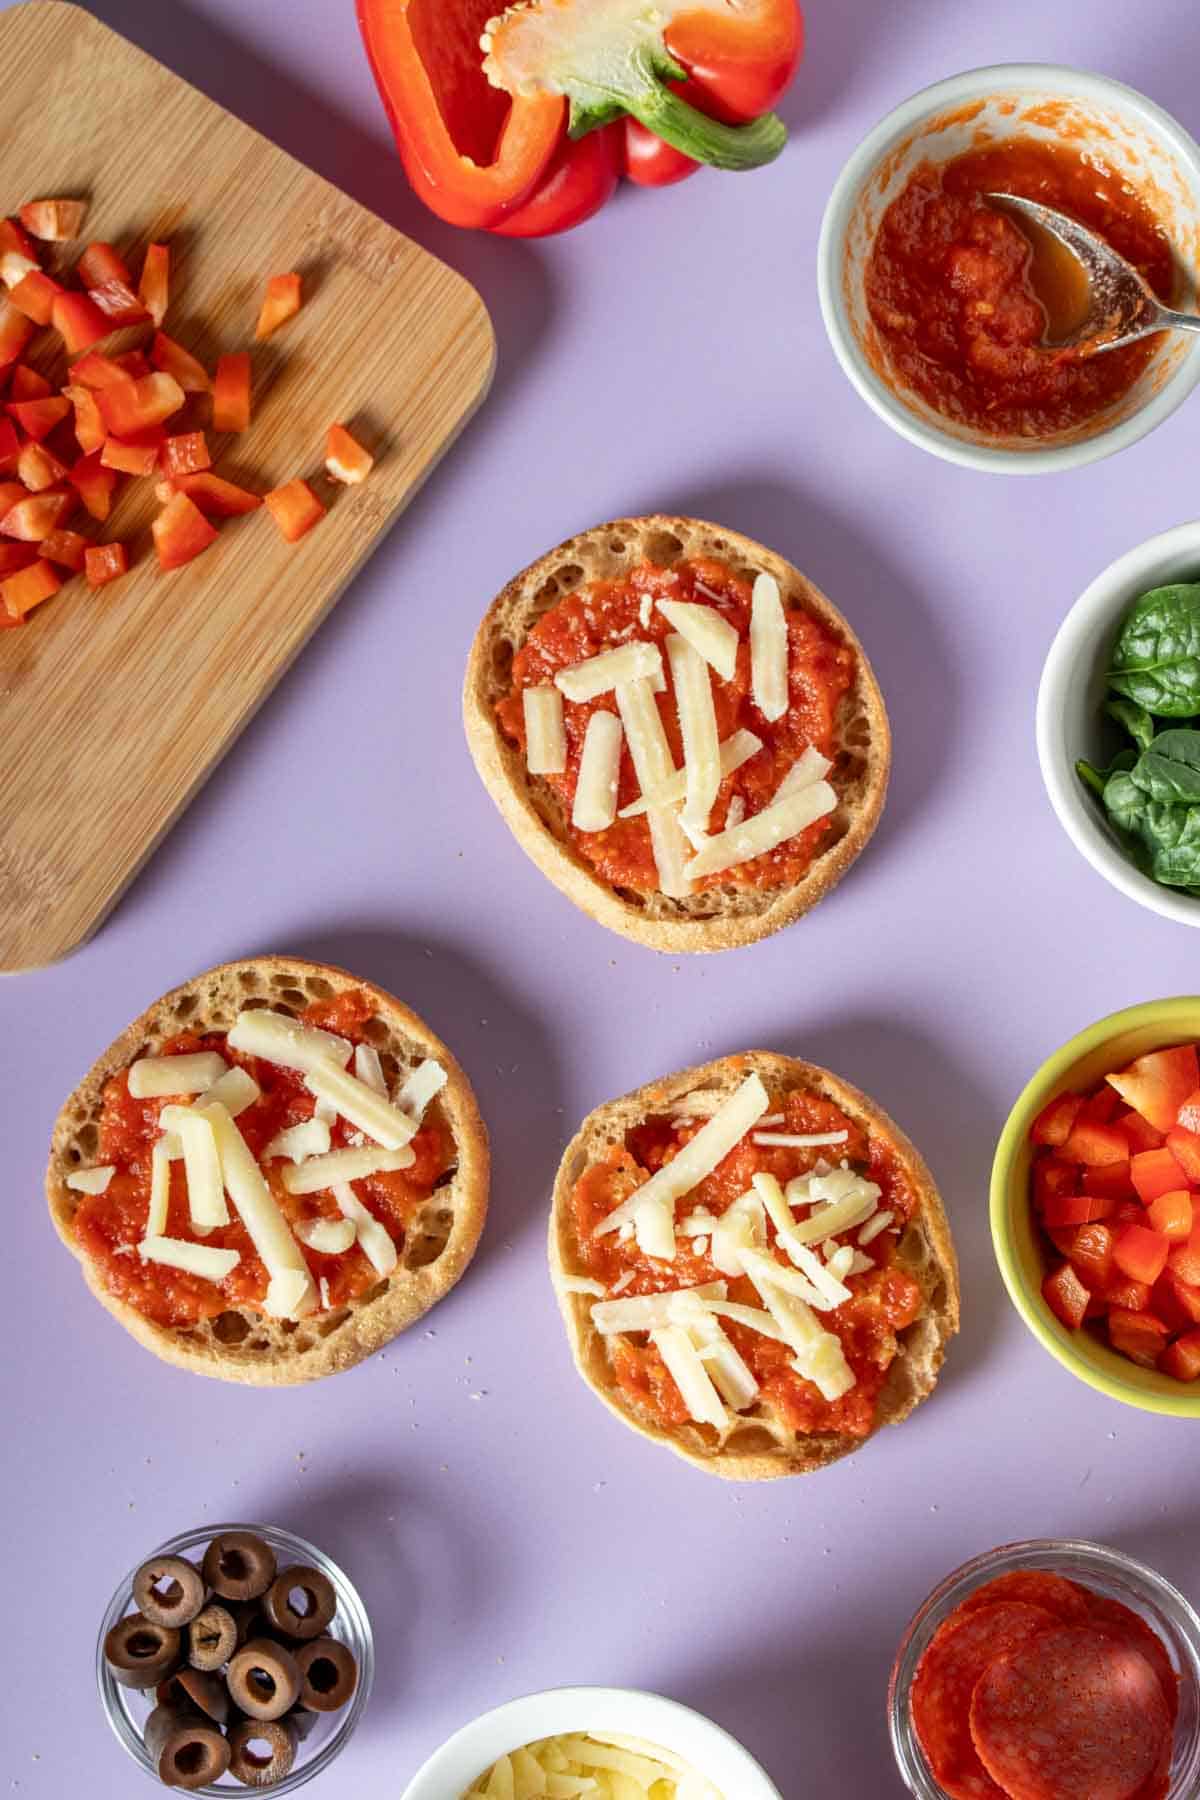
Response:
[400, 1687, 782, 1800]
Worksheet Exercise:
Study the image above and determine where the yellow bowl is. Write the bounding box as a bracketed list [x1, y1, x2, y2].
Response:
[991, 997, 1200, 1417]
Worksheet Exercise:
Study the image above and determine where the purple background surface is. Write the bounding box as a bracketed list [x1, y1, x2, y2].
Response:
[4, 1, 1200, 1794]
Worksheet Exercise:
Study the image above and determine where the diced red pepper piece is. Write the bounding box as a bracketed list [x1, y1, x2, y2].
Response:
[139, 244, 170, 328]
[1043, 1262, 1090, 1331]
[1176, 1088, 1200, 1134]
[97, 372, 185, 438]
[1082, 1162, 1136, 1202]
[161, 432, 211, 479]
[40, 529, 87, 573]
[20, 198, 87, 242]
[255, 272, 302, 340]
[114, 349, 153, 380]
[77, 242, 133, 290]
[68, 352, 129, 390]
[1043, 1191, 1114, 1229]
[326, 423, 374, 485]
[1167, 1222, 1200, 1287]
[1, 556, 61, 619]
[153, 492, 218, 571]
[18, 440, 69, 493]
[0, 541, 37, 582]
[1033, 1155, 1077, 1214]
[0, 299, 35, 367]
[1, 488, 74, 541]
[0, 480, 26, 515]
[212, 352, 252, 433]
[1147, 1189, 1195, 1243]
[1062, 1118, 1129, 1167]
[1031, 1093, 1083, 1148]
[1160, 1329, 1200, 1382]
[1081, 1086, 1121, 1124]
[52, 291, 111, 355]
[9, 364, 52, 403]
[264, 478, 325, 543]
[8, 269, 62, 326]
[102, 435, 162, 477]
[174, 472, 261, 517]
[85, 541, 128, 589]
[0, 418, 19, 475]
[1113, 1223, 1171, 1287]
[1047, 1225, 1079, 1258]
[69, 450, 118, 521]
[1107, 1308, 1170, 1367]
[1069, 1223, 1114, 1291]
[1115, 1110, 1166, 1154]
[1131, 1145, 1188, 1204]
[0, 218, 39, 288]
[62, 385, 106, 456]
[7, 396, 71, 441]
[1165, 1124, 1200, 1183]
[1153, 1271, 1200, 1333]
[1102, 1276, 1153, 1313]
[1108, 1045, 1200, 1132]
[88, 279, 149, 328]
[151, 332, 210, 394]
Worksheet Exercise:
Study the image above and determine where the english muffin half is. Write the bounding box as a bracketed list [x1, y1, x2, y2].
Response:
[46, 956, 489, 1384]
[551, 1051, 958, 1479]
[465, 515, 890, 952]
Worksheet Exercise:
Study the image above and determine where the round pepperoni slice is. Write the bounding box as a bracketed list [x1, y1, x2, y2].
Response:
[959, 1571, 1091, 1625]
[912, 1602, 1055, 1800]
[1086, 1593, 1180, 1727]
[970, 1624, 1171, 1800]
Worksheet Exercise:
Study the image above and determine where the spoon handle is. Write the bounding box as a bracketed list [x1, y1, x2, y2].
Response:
[1160, 310, 1200, 336]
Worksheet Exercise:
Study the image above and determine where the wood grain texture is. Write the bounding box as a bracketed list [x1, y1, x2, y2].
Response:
[0, 2, 494, 971]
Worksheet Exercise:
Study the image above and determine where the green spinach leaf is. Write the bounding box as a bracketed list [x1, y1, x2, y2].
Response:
[1104, 697, 1155, 752]
[1108, 583, 1200, 716]
[1131, 729, 1200, 804]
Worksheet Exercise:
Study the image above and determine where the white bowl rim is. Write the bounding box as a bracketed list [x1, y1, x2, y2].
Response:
[816, 61, 1200, 476]
[399, 1685, 783, 1799]
[1036, 517, 1200, 926]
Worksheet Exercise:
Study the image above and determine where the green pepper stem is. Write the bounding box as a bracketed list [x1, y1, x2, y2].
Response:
[567, 43, 786, 172]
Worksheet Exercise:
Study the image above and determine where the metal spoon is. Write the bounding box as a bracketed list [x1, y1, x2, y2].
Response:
[988, 191, 1200, 354]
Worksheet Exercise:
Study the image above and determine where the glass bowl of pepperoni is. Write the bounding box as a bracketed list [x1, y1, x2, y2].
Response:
[888, 1540, 1200, 1800]
[991, 998, 1200, 1415]
[817, 64, 1200, 475]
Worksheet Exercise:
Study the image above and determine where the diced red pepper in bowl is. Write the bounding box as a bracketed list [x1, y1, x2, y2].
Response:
[1115, 1110, 1166, 1154]
[1043, 1263, 1090, 1331]
[1165, 1124, 1200, 1182]
[1069, 1223, 1114, 1291]
[85, 542, 128, 588]
[1042, 1192, 1114, 1229]
[153, 492, 218, 570]
[1112, 1224, 1171, 1288]
[1031, 1093, 1082, 1147]
[1130, 1146, 1188, 1205]
[0, 418, 20, 474]
[1167, 1223, 1200, 1287]
[1160, 1327, 1200, 1381]
[212, 352, 251, 433]
[1082, 1162, 1136, 1202]
[265, 478, 325, 542]
[1107, 1308, 1171, 1367]
[1032, 1157, 1077, 1213]
[1062, 1118, 1128, 1166]
[1146, 1190, 1195, 1243]
[1108, 1045, 1199, 1131]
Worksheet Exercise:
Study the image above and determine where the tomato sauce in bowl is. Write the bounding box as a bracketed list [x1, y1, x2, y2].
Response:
[865, 138, 1176, 440]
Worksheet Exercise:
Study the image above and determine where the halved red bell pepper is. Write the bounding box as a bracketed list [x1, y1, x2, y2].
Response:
[151, 333, 211, 395]
[18, 439, 70, 493]
[1, 556, 61, 620]
[153, 492, 219, 571]
[213, 353, 252, 433]
[264, 478, 326, 543]
[97, 372, 185, 438]
[52, 291, 111, 355]
[85, 541, 129, 589]
[40, 528, 88, 574]
[8, 269, 63, 326]
[1, 488, 75, 541]
[8, 396, 71, 442]
[493, 119, 623, 237]
[69, 451, 119, 521]
[162, 432, 212, 479]
[1107, 1044, 1199, 1132]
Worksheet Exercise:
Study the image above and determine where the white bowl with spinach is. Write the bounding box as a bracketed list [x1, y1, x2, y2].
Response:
[1038, 522, 1200, 924]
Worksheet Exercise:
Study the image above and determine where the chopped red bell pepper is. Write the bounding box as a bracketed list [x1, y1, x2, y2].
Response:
[97, 372, 185, 438]
[1156, 1272, 1200, 1330]
[264, 478, 325, 542]
[69, 450, 118, 521]
[255, 274, 302, 340]
[1108, 1044, 1199, 1131]
[69, 352, 130, 391]
[1081, 1085, 1122, 1123]
[1115, 1110, 1166, 1154]
[102, 435, 163, 477]
[1, 556, 61, 620]
[1062, 1117, 1128, 1166]
[161, 432, 212, 479]
[173, 472, 262, 517]
[62, 385, 106, 456]
[1031, 1092, 1084, 1148]
[18, 440, 70, 493]
[151, 332, 211, 394]
[8, 269, 63, 326]
[1113, 1223, 1171, 1287]
[0, 300, 35, 367]
[78, 242, 133, 290]
[1069, 1223, 1114, 1291]
[40, 529, 88, 574]
[1147, 1189, 1195, 1242]
[1107, 1308, 1170, 1367]
[0, 479, 26, 513]
[52, 291, 111, 355]
[1042, 1262, 1090, 1331]
[212, 352, 252, 433]
[1159, 1329, 1200, 1382]
[0, 218, 39, 288]
[1043, 1191, 1114, 1228]
[8, 396, 71, 441]
[1047, 1225, 1079, 1259]
[20, 198, 88, 242]
[10, 365, 52, 403]
[1100, 1276, 1153, 1313]
[1176, 1087, 1200, 1133]
[1131, 1145, 1188, 1204]
[1, 488, 75, 541]
[1032, 1155, 1077, 1213]
[1166, 1124, 1200, 1184]
[1082, 1162, 1136, 1202]
[139, 244, 170, 328]
[114, 350, 153, 379]
[88, 279, 150, 328]
[326, 423, 374, 485]
[1167, 1222, 1200, 1287]
[85, 542, 128, 589]
[0, 540, 37, 580]
[153, 492, 219, 571]
[0, 418, 19, 475]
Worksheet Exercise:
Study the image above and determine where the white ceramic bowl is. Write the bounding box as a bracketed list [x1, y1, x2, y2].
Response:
[1037, 519, 1200, 923]
[817, 63, 1200, 474]
[400, 1687, 783, 1799]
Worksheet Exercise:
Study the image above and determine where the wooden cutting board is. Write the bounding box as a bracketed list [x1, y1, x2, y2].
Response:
[0, 2, 495, 971]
